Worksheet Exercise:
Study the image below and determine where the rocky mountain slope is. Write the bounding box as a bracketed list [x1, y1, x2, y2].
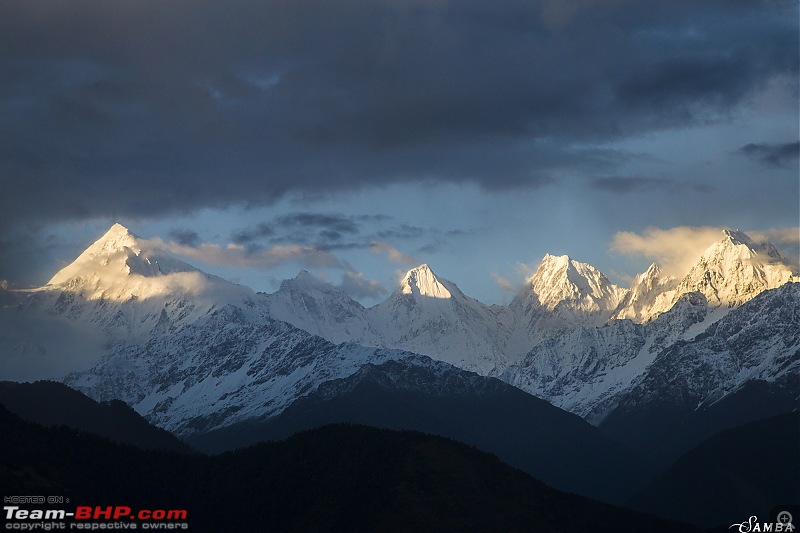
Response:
[63, 303, 412, 436]
[599, 281, 800, 463]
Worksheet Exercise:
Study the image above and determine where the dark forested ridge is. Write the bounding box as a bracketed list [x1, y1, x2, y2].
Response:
[628, 412, 800, 528]
[1, 404, 695, 532]
[0, 380, 191, 452]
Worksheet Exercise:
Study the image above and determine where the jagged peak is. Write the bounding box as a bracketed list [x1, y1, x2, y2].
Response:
[539, 254, 571, 270]
[285, 270, 317, 285]
[719, 228, 780, 256]
[702, 229, 786, 265]
[643, 262, 661, 277]
[86, 223, 140, 255]
[279, 270, 341, 294]
[408, 263, 433, 274]
[530, 254, 611, 287]
[516, 253, 625, 313]
[47, 223, 198, 287]
[107, 222, 132, 237]
[48, 224, 141, 285]
[673, 228, 798, 308]
[632, 263, 671, 287]
[721, 228, 753, 247]
[399, 264, 452, 299]
[536, 253, 606, 273]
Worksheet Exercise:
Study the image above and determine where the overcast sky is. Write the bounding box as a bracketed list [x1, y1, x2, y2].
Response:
[1, 0, 798, 304]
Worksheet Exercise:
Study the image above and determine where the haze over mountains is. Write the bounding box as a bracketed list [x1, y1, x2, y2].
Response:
[1, 222, 797, 516]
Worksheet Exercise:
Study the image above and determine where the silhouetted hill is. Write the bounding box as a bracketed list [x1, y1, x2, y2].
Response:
[0, 380, 191, 452]
[0, 404, 695, 532]
[628, 412, 800, 528]
[188, 357, 655, 504]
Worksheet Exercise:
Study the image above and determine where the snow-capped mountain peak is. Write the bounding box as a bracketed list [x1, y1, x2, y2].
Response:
[398, 264, 453, 299]
[503, 254, 629, 357]
[521, 254, 626, 313]
[264, 270, 371, 344]
[366, 263, 510, 374]
[50, 224, 137, 285]
[610, 263, 678, 323]
[714, 229, 783, 264]
[279, 270, 328, 292]
[5, 224, 257, 375]
[48, 223, 199, 290]
[640, 262, 662, 281]
[43, 223, 251, 321]
[723, 228, 750, 245]
[631, 263, 672, 293]
[671, 229, 798, 308]
[78, 222, 140, 257]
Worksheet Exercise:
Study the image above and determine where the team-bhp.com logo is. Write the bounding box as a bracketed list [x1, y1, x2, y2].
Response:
[4, 505, 189, 529]
[730, 512, 795, 532]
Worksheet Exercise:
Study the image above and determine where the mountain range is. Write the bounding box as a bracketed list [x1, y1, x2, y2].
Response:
[1, 222, 797, 521]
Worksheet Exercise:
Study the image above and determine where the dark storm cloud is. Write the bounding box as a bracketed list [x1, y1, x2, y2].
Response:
[0, 233, 46, 286]
[0, 229, 85, 287]
[376, 224, 426, 240]
[229, 213, 455, 256]
[276, 213, 361, 235]
[737, 142, 800, 168]
[232, 214, 362, 248]
[591, 176, 678, 194]
[235, 213, 409, 247]
[231, 223, 274, 245]
[1, 0, 796, 229]
[591, 175, 718, 195]
[169, 228, 201, 247]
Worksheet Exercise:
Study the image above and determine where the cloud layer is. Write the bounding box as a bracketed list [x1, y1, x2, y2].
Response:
[144, 238, 343, 270]
[611, 225, 800, 279]
[611, 226, 727, 277]
[2, 0, 796, 229]
[737, 142, 800, 168]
